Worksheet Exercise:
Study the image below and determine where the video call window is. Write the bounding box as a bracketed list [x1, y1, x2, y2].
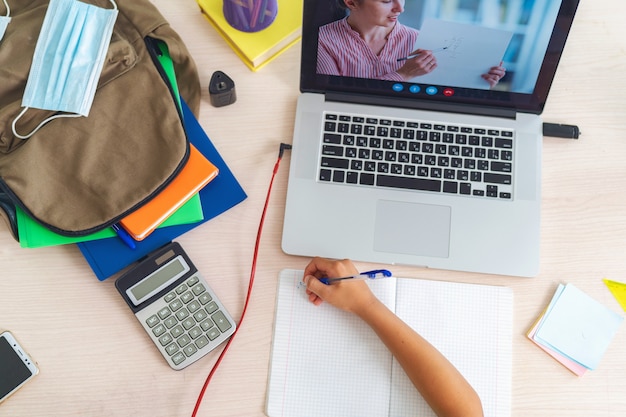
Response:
[316, 0, 561, 93]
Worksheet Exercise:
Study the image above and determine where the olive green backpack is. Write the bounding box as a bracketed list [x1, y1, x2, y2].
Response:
[0, 0, 201, 239]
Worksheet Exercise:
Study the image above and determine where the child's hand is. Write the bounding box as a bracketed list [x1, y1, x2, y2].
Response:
[303, 257, 378, 314]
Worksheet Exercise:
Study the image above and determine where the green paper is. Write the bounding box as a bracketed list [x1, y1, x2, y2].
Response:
[17, 194, 203, 248]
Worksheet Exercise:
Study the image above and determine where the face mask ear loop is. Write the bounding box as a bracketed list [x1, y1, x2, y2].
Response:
[109, 0, 117, 10]
[2, 0, 9, 17]
[12, 107, 82, 140]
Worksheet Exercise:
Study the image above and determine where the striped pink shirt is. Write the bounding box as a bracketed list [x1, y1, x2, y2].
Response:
[317, 17, 418, 81]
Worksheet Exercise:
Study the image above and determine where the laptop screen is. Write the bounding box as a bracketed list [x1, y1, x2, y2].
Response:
[300, 0, 579, 114]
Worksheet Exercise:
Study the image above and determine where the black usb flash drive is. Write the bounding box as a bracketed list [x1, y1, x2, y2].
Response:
[542, 123, 580, 139]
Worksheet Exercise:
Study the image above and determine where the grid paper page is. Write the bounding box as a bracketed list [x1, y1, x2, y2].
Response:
[267, 271, 512, 417]
[266, 269, 397, 417]
[390, 279, 513, 417]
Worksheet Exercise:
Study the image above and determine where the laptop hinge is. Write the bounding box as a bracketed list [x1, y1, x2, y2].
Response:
[325, 91, 517, 120]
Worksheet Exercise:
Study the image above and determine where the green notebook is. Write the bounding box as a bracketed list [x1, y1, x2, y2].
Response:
[17, 194, 203, 248]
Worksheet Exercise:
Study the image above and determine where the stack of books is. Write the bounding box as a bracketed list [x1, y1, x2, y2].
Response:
[527, 283, 623, 376]
[76, 99, 247, 281]
[197, 0, 302, 71]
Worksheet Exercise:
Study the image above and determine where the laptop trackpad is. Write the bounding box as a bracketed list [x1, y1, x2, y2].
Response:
[374, 200, 451, 258]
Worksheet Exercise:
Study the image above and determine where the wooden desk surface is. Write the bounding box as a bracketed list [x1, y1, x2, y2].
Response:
[2, 1, 626, 416]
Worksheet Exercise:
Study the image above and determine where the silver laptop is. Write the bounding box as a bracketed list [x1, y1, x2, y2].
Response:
[282, 0, 579, 277]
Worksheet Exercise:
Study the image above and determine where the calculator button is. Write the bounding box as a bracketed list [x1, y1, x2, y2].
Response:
[212, 311, 233, 333]
[187, 301, 201, 313]
[200, 319, 214, 332]
[170, 325, 184, 338]
[146, 315, 160, 328]
[193, 309, 208, 323]
[181, 291, 194, 304]
[182, 318, 195, 330]
[165, 342, 179, 356]
[205, 301, 219, 314]
[169, 299, 183, 312]
[175, 283, 188, 294]
[158, 307, 172, 319]
[191, 283, 206, 296]
[195, 335, 209, 349]
[198, 293, 212, 305]
[175, 308, 190, 321]
[177, 334, 191, 347]
[164, 292, 176, 303]
[163, 317, 178, 329]
[172, 352, 186, 365]
[159, 333, 173, 346]
[152, 324, 166, 337]
[207, 328, 220, 341]
[187, 276, 199, 286]
[183, 344, 198, 357]
[189, 326, 203, 339]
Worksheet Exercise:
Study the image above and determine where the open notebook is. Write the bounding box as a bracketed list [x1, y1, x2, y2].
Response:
[267, 269, 513, 417]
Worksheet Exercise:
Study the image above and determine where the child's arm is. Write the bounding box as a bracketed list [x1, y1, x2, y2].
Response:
[303, 257, 484, 417]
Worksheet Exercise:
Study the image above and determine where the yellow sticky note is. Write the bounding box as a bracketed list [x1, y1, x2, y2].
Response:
[603, 279, 626, 313]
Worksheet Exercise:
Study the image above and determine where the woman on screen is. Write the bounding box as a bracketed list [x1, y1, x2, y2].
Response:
[317, 0, 505, 87]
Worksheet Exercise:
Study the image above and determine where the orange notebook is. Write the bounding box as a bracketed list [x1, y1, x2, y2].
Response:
[120, 144, 219, 240]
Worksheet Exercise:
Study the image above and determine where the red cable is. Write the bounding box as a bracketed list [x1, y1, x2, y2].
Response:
[191, 144, 290, 417]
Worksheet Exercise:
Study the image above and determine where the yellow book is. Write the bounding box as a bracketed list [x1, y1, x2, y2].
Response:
[197, 0, 302, 71]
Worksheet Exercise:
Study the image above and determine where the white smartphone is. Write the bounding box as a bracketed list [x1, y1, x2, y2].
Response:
[0, 331, 39, 404]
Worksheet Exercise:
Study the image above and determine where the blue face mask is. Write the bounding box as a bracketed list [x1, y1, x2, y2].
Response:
[0, 0, 10, 42]
[12, 0, 118, 139]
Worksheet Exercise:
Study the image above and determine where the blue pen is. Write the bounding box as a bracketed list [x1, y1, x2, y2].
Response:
[319, 269, 392, 285]
[397, 46, 448, 61]
[111, 223, 136, 249]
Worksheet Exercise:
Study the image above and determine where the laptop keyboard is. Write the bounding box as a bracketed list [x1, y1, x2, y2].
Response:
[319, 112, 514, 199]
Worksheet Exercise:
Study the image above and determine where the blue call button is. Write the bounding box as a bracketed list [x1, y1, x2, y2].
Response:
[409, 85, 421, 94]
[392, 83, 404, 92]
[425, 86, 438, 95]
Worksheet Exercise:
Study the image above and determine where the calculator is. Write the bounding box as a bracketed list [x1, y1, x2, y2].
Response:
[115, 242, 236, 370]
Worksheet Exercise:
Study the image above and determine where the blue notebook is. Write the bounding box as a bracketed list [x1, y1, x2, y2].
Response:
[78, 99, 247, 280]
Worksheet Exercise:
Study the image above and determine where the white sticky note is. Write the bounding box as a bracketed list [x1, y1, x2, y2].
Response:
[535, 283, 623, 370]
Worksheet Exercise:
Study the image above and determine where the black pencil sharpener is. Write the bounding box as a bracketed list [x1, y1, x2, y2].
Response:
[209, 71, 237, 107]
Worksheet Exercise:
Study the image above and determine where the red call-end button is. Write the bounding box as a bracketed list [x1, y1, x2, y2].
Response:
[443, 88, 455, 97]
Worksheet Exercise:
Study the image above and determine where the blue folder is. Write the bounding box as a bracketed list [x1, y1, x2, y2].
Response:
[78, 99, 247, 280]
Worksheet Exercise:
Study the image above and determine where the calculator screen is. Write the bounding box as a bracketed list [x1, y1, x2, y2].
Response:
[127, 256, 190, 306]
